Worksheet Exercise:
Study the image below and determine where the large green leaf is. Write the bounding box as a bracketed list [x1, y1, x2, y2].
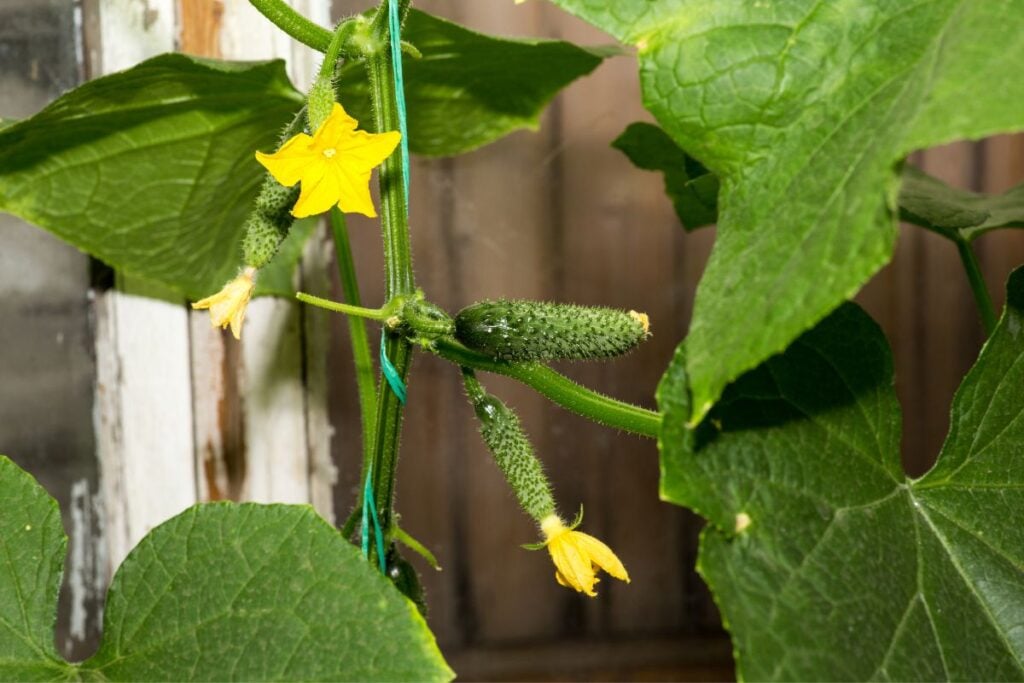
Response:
[548, 0, 1024, 423]
[657, 270, 1024, 680]
[339, 9, 610, 156]
[0, 456, 452, 681]
[0, 54, 303, 301]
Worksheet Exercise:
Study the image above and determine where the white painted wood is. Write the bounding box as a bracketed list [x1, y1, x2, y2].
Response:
[302, 225, 337, 521]
[92, 0, 198, 573]
[189, 316, 231, 502]
[197, 0, 335, 512]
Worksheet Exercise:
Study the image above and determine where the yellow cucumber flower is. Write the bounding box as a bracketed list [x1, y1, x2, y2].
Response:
[255, 102, 401, 219]
[192, 267, 256, 340]
[540, 514, 629, 597]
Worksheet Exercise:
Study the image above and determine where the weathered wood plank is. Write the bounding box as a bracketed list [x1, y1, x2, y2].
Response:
[0, 0, 105, 659]
[91, 0, 199, 575]
[183, 0, 335, 516]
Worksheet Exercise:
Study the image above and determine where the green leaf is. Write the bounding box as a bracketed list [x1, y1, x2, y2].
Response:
[0, 458, 74, 682]
[338, 9, 610, 157]
[899, 165, 1024, 241]
[0, 54, 303, 301]
[0, 456, 453, 681]
[613, 123, 1024, 244]
[548, 0, 1024, 423]
[0, 119, 17, 132]
[612, 122, 718, 230]
[657, 269, 1024, 680]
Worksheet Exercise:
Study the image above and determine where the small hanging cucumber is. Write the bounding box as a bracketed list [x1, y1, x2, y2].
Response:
[454, 299, 650, 362]
[241, 175, 300, 269]
[464, 372, 556, 522]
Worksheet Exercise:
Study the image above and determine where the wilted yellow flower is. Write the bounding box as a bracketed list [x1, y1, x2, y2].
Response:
[255, 102, 401, 219]
[540, 514, 629, 597]
[192, 267, 256, 340]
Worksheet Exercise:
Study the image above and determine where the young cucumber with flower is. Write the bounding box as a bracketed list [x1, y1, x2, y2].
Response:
[192, 3, 645, 598]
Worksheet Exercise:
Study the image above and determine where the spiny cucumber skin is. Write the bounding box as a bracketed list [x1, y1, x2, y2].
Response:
[473, 395, 556, 522]
[455, 300, 649, 362]
[242, 177, 300, 269]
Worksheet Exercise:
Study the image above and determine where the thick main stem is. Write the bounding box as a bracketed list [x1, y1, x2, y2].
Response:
[956, 239, 998, 336]
[364, 0, 414, 532]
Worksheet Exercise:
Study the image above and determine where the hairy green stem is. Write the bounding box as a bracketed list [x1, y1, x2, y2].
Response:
[436, 338, 661, 438]
[956, 239, 998, 335]
[296, 292, 392, 320]
[364, 0, 415, 533]
[248, 0, 332, 51]
[329, 209, 379, 480]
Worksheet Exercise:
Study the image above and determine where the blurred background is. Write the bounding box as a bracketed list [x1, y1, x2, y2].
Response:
[1, 0, 1022, 679]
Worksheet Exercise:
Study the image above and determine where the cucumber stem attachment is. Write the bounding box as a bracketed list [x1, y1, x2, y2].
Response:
[296, 292, 396, 321]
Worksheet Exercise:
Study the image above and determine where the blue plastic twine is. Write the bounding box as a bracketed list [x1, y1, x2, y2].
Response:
[380, 333, 407, 403]
[361, 466, 387, 572]
[388, 0, 410, 205]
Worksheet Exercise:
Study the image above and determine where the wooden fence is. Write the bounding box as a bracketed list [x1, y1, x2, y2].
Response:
[1, 0, 1022, 679]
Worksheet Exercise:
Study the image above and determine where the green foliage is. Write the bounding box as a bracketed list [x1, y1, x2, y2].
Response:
[549, 0, 1024, 423]
[899, 165, 1024, 241]
[615, 121, 1024, 242]
[612, 122, 718, 230]
[0, 54, 304, 301]
[0, 456, 452, 682]
[0, 12, 607, 298]
[0, 459, 70, 681]
[455, 300, 648, 362]
[338, 9, 611, 156]
[657, 269, 1024, 680]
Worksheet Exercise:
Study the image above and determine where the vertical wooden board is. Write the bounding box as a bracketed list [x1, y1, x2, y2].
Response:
[94, 291, 197, 568]
[240, 299, 312, 503]
[185, 0, 333, 511]
[301, 225, 338, 522]
[92, 0, 199, 572]
[0, 0, 105, 658]
[552, 7, 689, 636]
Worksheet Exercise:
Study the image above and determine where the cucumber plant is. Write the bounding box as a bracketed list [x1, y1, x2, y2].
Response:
[1, 0, 1023, 680]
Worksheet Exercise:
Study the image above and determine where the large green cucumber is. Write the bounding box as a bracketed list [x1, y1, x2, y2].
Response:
[455, 299, 650, 362]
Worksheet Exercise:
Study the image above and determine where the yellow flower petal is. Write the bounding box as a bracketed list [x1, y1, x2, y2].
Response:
[191, 267, 257, 340]
[255, 133, 317, 187]
[254, 101, 400, 219]
[292, 161, 343, 218]
[333, 165, 377, 218]
[574, 532, 630, 583]
[540, 514, 627, 597]
[337, 129, 402, 168]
